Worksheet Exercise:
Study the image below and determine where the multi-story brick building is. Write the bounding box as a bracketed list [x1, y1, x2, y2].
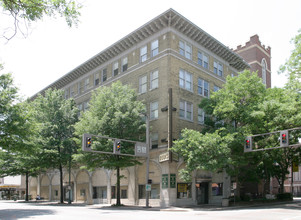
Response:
[234, 34, 271, 88]
[27, 9, 272, 206]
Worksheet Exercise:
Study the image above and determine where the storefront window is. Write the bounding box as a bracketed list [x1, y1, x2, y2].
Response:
[138, 184, 160, 199]
[93, 186, 107, 199]
[177, 183, 192, 198]
[212, 183, 223, 196]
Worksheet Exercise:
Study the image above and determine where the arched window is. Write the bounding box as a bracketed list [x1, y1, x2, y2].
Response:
[261, 59, 267, 86]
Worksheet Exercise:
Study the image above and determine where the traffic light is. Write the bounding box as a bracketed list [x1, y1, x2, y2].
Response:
[280, 130, 289, 147]
[115, 140, 121, 154]
[244, 136, 252, 152]
[86, 137, 92, 148]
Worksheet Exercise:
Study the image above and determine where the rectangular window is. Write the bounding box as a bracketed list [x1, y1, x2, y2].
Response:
[78, 81, 84, 95]
[111, 186, 116, 199]
[70, 86, 76, 97]
[179, 69, 192, 92]
[84, 78, 90, 91]
[214, 61, 218, 74]
[150, 70, 158, 90]
[113, 62, 119, 76]
[212, 183, 223, 196]
[93, 186, 107, 199]
[198, 108, 205, 124]
[179, 40, 192, 59]
[102, 68, 107, 82]
[214, 85, 220, 92]
[140, 45, 147, 62]
[197, 51, 203, 66]
[151, 40, 159, 57]
[139, 75, 147, 94]
[150, 101, 158, 120]
[177, 183, 192, 199]
[151, 132, 158, 149]
[214, 61, 223, 76]
[122, 57, 128, 72]
[138, 184, 160, 199]
[94, 73, 100, 86]
[121, 189, 127, 199]
[179, 100, 193, 121]
[198, 78, 209, 98]
[218, 63, 223, 76]
[65, 88, 70, 99]
[203, 54, 209, 69]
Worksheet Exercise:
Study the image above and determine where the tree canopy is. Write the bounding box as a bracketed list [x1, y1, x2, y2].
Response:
[74, 81, 145, 205]
[0, 0, 81, 40]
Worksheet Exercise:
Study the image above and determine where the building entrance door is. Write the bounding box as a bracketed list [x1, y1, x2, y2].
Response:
[196, 182, 209, 204]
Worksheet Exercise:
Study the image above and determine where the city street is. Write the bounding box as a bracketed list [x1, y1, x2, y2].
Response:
[1, 200, 301, 220]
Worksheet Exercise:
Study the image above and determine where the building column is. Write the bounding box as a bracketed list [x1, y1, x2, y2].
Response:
[37, 175, 41, 196]
[106, 169, 112, 204]
[87, 172, 93, 205]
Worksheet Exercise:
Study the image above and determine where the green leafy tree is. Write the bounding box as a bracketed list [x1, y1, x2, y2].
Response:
[32, 88, 78, 203]
[280, 29, 301, 92]
[0, 71, 42, 201]
[74, 81, 145, 206]
[173, 70, 267, 197]
[0, 0, 82, 40]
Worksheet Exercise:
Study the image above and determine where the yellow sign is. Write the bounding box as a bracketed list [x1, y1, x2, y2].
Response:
[293, 162, 299, 172]
[178, 183, 187, 193]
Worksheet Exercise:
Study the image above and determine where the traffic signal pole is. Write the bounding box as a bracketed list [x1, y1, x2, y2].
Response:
[145, 114, 150, 208]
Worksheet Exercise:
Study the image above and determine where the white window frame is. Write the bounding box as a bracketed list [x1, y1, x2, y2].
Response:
[102, 68, 107, 82]
[214, 85, 220, 92]
[203, 54, 209, 69]
[150, 70, 158, 90]
[214, 61, 223, 76]
[150, 101, 158, 120]
[122, 57, 128, 72]
[179, 69, 193, 92]
[140, 45, 147, 62]
[198, 108, 205, 124]
[94, 72, 100, 86]
[84, 78, 90, 91]
[139, 75, 147, 94]
[198, 78, 209, 98]
[113, 61, 119, 76]
[179, 40, 192, 60]
[261, 59, 267, 85]
[180, 100, 193, 121]
[151, 40, 159, 57]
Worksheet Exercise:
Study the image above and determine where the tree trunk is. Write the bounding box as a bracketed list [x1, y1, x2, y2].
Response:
[59, 163, 64, 203]
[116, 166, 121, 206]
[25, 172, 29, 201]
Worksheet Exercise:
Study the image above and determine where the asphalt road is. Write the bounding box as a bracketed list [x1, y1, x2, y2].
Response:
[1, 200, 301, 220]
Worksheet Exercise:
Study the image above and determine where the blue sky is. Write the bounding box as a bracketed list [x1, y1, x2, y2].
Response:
[1, 0, 300, 98]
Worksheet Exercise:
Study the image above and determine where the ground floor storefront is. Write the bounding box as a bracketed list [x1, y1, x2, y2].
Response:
[27, 151, 231, 207]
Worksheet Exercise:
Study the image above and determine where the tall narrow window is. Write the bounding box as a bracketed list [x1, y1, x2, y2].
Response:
[139, 75, 147, 94]
[150, 101, 158, 120]
[261, 59, 267, 86]
[102, 68, 107, 82]
[122, 57, 128, 72]
[151, 40, 159, 57]
[84, 78, 90, 91]
[197, 51, 203, 66]
[94, 72, 100, 86]
[198, 108, 205, 124]
[203, 54, 209, 69]
[113, 62, 119, 76]
[214, 61, 218, 74]
[151, 133, 159, 149]
[214, 61, 223, 76]
[179, 100, 193, 121]
[198, 78, 209, 98]
[179, 40, 192, 60]
[140, 45, 147, 62]
[179, 70, 192, 92]
[150, 70, 158, 90]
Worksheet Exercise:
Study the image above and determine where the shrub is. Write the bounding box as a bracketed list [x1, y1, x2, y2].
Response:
[276, 193, 293, 200]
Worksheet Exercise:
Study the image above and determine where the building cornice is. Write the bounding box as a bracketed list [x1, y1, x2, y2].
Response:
[31, 8, 249, 100]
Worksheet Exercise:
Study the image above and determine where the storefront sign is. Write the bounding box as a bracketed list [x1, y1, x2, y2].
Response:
[177, 183, 187, 193]
[159, 152, 169, 162]
[170, 174, 176, 188]
[146, 184, 151, 191]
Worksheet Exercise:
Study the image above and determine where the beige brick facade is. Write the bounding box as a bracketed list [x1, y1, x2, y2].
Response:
[29, 9, 250, 207]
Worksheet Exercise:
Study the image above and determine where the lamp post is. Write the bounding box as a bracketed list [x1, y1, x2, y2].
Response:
[140, 113, 150, 208]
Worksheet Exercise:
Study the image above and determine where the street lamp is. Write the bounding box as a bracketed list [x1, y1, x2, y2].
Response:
[141, 113, 150, 208]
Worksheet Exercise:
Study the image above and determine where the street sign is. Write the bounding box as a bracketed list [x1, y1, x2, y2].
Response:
[135, 142, 148, 157]
[146, 184, 151, 191]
